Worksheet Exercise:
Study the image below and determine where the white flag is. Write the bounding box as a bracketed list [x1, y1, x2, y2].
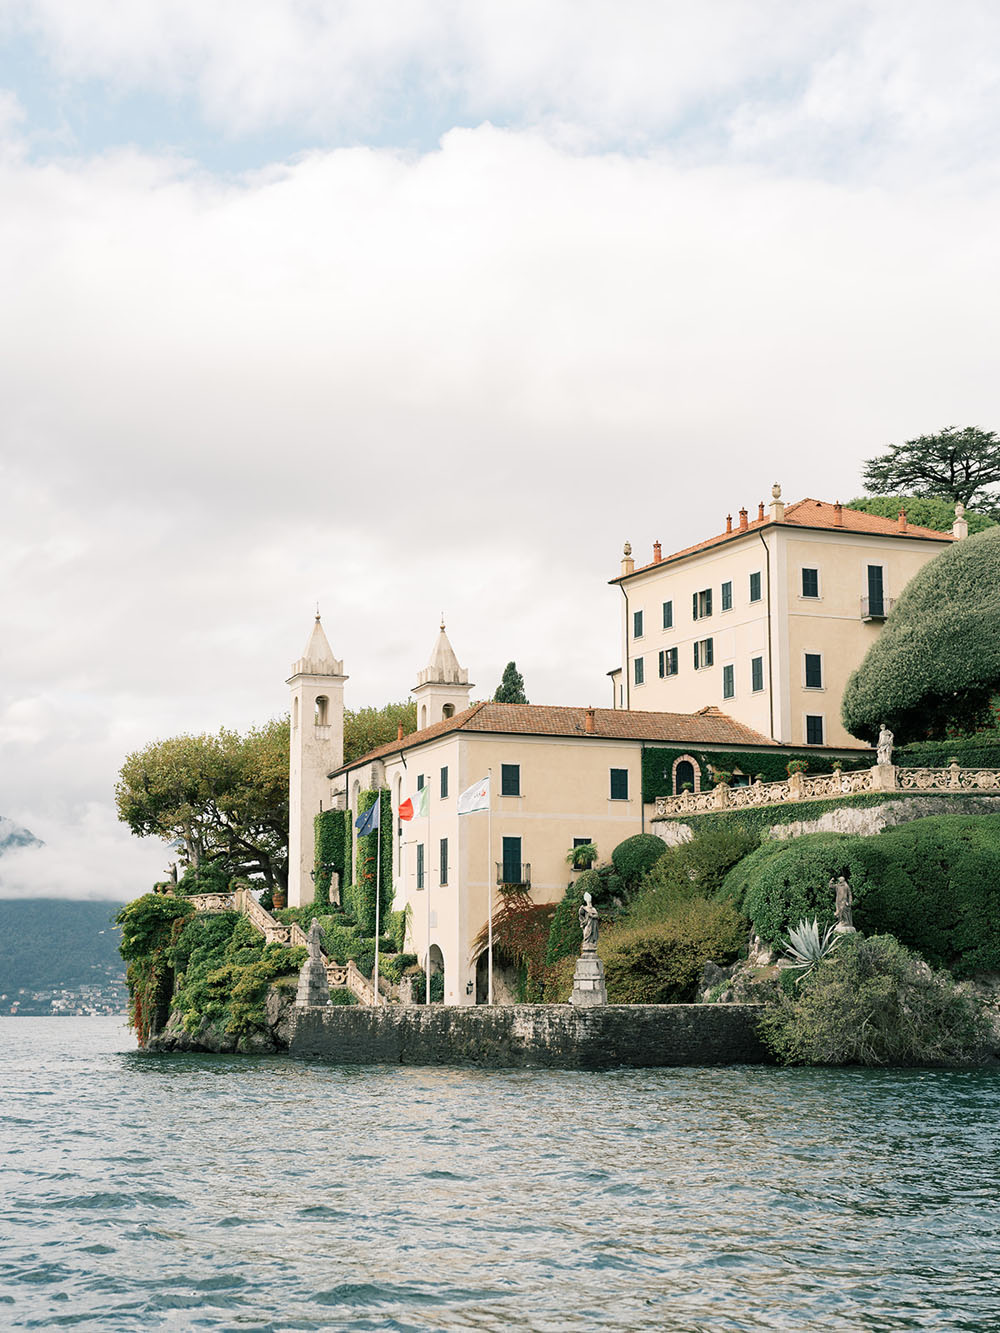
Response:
[457, 775, 490, 814]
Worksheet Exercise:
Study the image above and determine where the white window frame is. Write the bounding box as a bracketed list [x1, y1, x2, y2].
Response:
[802, 651, 825, 690]
[803, 713, 826, 746]
[799, 565, 822, 600]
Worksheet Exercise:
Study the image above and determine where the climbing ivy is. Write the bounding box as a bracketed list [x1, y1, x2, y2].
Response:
[354, 789, 394, 936]
[313, 808, 347, 907]
[641, 746, 872, 802]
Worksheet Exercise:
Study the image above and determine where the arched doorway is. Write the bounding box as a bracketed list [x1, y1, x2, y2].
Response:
[428, 943, 444, 1004]
[674, 759, 696, 794]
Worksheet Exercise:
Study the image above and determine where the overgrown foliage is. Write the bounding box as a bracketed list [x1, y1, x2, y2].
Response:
[842, 526, 1000, 743]
[724, 815, 1000, 977]
[116, 720, 290, 891]
[348, 789, 393, 935]
[313, 808, 347, 907]
[474, 888, 555, 1001]
[758, 934, 989, 1066]
[343, 702, 417, 764]
[611, 833, 668, 890]
[861, 425, 1000, 516]
[117, 894, 195, 1044]
[628, 829, 755, 926]
[847, 494, 996, 534]
[600, 900, 745, 1004]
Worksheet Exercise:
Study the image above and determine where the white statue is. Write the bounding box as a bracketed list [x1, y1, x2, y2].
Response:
[877, 723, 894, 767]
[578, 891, 599, 952]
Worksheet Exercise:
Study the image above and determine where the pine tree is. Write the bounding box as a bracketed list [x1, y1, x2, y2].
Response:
[493, 661, 528, 704]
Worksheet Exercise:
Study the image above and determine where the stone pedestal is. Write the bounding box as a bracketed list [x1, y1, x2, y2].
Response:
[295, 919, 330, 1008]
[570, 952, 607, 1007]
[871, 763, 898, 792]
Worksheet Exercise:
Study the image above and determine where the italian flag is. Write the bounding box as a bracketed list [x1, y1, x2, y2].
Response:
[398, 786, 429, 821]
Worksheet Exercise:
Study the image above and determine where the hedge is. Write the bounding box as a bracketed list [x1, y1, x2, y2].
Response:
[352, 789, 394, 936]
[897, 735, 1000, 769]
[842, 526, 1000, 743]
[641, 745, 872, 802]
[724, 814, 1000, 976]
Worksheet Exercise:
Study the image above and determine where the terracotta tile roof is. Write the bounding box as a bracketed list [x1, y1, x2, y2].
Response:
[615, 497, 954, 582]
[334, 702, 777, 774]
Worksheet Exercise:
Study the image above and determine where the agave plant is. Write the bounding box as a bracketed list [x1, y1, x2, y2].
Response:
[782, 917, 840, 977]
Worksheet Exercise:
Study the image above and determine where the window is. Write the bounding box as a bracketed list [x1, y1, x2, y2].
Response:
[633, 609, 644, 639]
[867, 564, 885, 617]
[501, 836, 522, 884]
[573, 836, 594, 869]
[694, 638, 714, 669]
[692, 588, 713, 619]
[801, 567, 820, 598]
[442, 703, 455, 719]
[806, 715, 824, 745]
[804, 653, 823, 689]
[659, 647, 678, 678]
[610, 768, 629, 800]
[722, 664, 734, 699]
[416, 843, 425, 889]
[440, 766, 449, 799]
[501, 764, 520, 796]
[416, 773, 424, 790]
[439, 837, 448, 885]
[751, 656, 764, 692]
[721, 581, 732, 612]
[749, 571, 762, 603]
[314, 695, 328, 725]
[662, 600, 673, 630]
[634, 656, 644, 686]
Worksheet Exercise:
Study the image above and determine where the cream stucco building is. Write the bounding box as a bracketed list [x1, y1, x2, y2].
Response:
[610, 488, 962, 750]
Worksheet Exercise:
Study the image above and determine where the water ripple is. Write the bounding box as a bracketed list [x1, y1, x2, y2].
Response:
[2, 1017, 999, 1331]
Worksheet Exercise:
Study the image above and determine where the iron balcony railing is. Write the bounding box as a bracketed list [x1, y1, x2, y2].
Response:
[496, 862, 531, 889]
[861, 595, 894, 622]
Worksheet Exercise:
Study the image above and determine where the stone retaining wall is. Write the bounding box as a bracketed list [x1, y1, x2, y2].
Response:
[289, 1003, 770, 1069]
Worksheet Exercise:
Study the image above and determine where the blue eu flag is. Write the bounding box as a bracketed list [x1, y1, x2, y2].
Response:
[354, 802, 380, 836]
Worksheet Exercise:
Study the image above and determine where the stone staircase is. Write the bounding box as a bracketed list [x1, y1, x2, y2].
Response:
[184, 886, 377, 1006]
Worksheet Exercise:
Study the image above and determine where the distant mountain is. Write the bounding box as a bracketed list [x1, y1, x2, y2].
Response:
[0, 817, 43, 855]
[0, 899, 126, 1000]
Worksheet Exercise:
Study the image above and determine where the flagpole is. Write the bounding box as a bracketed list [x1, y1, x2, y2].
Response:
[426, 786, 432, 1007]
[373, 792, 381, 1007]
[487, 766, 493, 1006]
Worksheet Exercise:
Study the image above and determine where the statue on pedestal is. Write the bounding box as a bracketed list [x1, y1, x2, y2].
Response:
[877, 723, 894, 767]
[831, 873, 856, 934]
[570, 892, 606, 1007]
[578, 892, 599, 951]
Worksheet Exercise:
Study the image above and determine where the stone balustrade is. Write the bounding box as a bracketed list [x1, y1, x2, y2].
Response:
[652, 763, 1000, 819]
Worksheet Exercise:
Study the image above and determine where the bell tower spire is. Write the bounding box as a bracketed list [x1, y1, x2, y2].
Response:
[411, 619, 473, 730]
[287, 612, 348, 907]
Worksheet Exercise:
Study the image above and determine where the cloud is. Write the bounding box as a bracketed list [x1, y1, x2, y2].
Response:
[0, 803, 163, 902]
[4, 1, 1000, 178]
[0, 26, 998, 895]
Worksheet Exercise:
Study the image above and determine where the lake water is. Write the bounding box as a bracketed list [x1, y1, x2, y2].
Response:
[2, 1018, 999, 1332]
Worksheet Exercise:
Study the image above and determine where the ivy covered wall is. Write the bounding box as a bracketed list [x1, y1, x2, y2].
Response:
[641, 745, 873, 803]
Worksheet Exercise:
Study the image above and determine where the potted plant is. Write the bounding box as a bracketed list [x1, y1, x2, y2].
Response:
[566, 843, 598, 871]
[271, 887, 287, 910]
[786, 759, 809, 776]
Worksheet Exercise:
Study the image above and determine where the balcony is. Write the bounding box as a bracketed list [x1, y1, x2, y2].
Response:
[861, 596, 894, 622]
[496, 862, 531, 889]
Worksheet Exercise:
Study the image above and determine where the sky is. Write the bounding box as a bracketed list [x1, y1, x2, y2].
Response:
[1, 0, 998, 899]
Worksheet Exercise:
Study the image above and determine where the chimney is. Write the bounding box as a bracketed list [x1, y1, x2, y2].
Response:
[620, 541, 634, 577]
[833, 500, 843, 526]
[770, 483, 785, 522]
[726, 514, 732, 533]
[952, 502, 968, 539]
[397, 722, 404, 741]
[584, 706, 595, 734]
[758, 501, 765, 521]
[739, 507, 748, 531]
[653, 540, 662, 563]
[897, 509, 907, 532]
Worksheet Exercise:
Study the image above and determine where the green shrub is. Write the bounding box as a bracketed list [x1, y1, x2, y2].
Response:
[313, 808, 347, 907]
[611, 834, 668, 889]
[758, 933, 989, 1066]
[385, 908, 408, 952]
[629, 829, 756, 926]
[728, 814, 1000, 977]
[601, 899, 745, 1004]
[898, 735, 1000, 768]
[329, 988, 357, 1006]
[846, 495, 997, 535]
[380, 952, 418, 983]
[176, 861, 231, 897]
[544, 864, 624, 966]
[117, 893, 194, 962]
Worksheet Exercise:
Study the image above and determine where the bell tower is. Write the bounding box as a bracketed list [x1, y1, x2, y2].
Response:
[411, 620, 473, 730]
[287, 614, 347, 907]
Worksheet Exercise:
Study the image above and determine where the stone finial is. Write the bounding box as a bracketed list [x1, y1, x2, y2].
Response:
[770, 483, 785, 522]
[620, 541, 634, 576]
[953, 502, 968, 539]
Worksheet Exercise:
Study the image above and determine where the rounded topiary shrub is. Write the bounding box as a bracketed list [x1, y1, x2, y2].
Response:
[611, 834, 667, 889]
[630, 829, 757, 926]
